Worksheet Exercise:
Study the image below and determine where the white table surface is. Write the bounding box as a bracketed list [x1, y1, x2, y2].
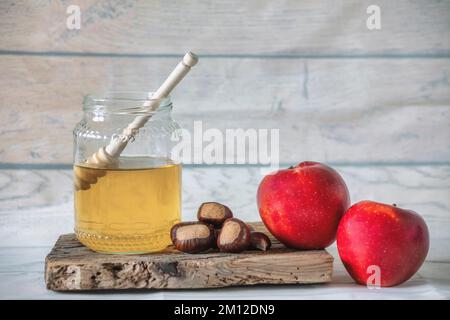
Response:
[0, 166, 449, 299]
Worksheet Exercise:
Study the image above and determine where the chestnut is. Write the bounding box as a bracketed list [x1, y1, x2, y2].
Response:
[170, 222, 215, 253]
[217, 218, 251, 253]
[250, 232, 272, 251]
[197, 202, 233, 227]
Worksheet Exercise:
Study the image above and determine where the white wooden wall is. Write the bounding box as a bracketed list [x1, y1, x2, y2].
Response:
[0, 1, 449, 265]
[1, 0, 449, 163]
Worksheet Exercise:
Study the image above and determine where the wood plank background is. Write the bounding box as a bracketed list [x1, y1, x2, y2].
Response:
[0, 0, 449, 164]
[1, 0, 449, 54]
[1, 56, 449, 163]
[0, 0, 449, 267]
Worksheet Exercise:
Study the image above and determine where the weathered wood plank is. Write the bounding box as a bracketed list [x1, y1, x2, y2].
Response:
[44, 223, 333, 291]
[2, 247, 449, 299]
[1, 0, 449, 54]
[1, 56, 449, 163]
[0, 166, 449, 262]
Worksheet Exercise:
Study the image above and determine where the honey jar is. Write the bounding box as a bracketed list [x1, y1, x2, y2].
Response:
[73, 92, 181, 254]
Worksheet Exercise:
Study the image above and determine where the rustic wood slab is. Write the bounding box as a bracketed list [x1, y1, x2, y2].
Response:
[45, 222, 333, 291]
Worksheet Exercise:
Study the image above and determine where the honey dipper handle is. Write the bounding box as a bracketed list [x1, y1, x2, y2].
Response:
[155, 51, 198, 98]
[104, 52, 199, 158]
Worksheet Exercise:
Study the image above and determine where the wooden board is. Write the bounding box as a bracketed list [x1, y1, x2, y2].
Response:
[45, 222, 333, 291]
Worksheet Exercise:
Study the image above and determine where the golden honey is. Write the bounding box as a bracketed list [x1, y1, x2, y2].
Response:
[74, 157, 181, 254]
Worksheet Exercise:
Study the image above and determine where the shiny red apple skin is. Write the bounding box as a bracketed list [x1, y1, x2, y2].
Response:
[337, 201, 429, 287]
[257, 161, 350, 249]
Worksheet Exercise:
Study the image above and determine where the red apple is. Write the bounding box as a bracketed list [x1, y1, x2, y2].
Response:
[337, 201, 429, 287]
[257, 161, 350, 249]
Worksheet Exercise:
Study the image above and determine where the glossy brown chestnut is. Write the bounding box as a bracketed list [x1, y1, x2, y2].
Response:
[170, 222, 215, 253]
[197, 202, 233, 227]
[217, 218, 251, 253]
[250, 232, 272, 251]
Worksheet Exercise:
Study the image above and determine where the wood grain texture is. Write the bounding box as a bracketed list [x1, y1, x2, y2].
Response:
[0, 166, 449, 262]
[2, 247, 450, 299]
[0, 0, 449, 299]
[1, 0, 449, 54]
[45, 223, 333, 291]
[1, 55, 449, 163]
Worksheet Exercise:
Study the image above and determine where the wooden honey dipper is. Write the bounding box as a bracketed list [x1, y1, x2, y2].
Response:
[74, 52, 199, 191]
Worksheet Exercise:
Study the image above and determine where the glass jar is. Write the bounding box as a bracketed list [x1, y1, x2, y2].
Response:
[73, 92, 182, 254]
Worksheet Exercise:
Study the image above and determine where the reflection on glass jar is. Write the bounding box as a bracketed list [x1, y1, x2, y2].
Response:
[73, 92, 181, 254]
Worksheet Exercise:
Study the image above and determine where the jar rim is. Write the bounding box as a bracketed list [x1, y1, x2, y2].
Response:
[83, 91, 172, 115]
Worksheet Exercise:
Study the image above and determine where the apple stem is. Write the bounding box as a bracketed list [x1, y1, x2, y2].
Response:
[393, 203, 397, 207]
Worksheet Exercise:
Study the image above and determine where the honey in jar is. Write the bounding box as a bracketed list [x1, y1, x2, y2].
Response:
[73, 92, 182, 253]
